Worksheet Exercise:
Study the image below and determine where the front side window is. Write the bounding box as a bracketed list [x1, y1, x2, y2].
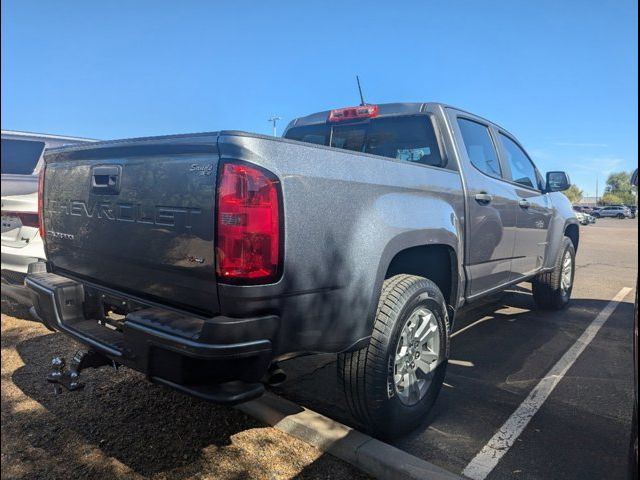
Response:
[457, 118, 502, 178]
[498, 133, 540, 190]
[284, 115, 444, 167]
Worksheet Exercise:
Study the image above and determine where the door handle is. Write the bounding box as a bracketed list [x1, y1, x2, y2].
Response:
[519, 199, 531, 209]
[474, 193, 493, 205]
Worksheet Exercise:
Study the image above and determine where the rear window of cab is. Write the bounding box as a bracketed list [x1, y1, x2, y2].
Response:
[284, 115, 445, 168]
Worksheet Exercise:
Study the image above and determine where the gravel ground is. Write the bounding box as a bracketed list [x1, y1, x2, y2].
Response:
[0, 297, 370, 480]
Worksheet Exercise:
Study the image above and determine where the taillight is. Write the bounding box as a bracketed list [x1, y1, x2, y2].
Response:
[328, 104, 379, 122]
[38, 166, 45, 238]
[0, 212, 39, 228]
[216, 162, 281, 282]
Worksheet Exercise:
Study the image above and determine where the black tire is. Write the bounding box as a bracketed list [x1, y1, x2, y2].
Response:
[532, 237, 576, 310]
[337, 274, 449, 439]
[618, 213, 626, 219]
[593, 213, 601, 218]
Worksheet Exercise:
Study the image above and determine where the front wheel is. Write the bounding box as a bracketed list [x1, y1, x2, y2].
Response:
[618, 213, 626, 219]
[338, 275, 449, 439]
[532, 237, 576, 310]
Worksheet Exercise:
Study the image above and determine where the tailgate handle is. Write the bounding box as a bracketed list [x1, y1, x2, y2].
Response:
[91, 165, 121, 194]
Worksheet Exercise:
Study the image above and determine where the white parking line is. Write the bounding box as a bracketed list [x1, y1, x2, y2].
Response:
[462, 287, 633, 480]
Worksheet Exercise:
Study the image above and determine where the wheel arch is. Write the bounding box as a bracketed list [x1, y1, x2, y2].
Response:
[384, 244, 459, 312]
[564, 222, 580, 252]
[365, 232, 462, 338]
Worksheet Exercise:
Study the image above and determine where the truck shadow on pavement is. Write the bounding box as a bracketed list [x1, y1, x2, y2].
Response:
[273, 284, 635, 473]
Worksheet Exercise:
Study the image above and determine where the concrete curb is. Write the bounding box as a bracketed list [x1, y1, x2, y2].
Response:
[237, 392, 463, 480]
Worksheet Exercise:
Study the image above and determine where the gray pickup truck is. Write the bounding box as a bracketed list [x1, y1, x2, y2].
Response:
[26, 102, 578, 438]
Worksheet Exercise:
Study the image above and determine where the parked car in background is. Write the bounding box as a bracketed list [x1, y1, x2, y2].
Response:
[26, 102, 579, 437]
[573, 205, 593, 214]
[626, 205, 637, 219]
[592, 205, 632, 219]
[1, 130, 97, 302]
[573, 206, 596, 225]
[575, 211, 590, 226]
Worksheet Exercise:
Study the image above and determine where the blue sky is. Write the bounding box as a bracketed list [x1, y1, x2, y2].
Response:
[2, 1, 637, 196]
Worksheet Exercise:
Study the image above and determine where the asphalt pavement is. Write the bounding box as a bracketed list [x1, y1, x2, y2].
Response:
[276, 218, 638, 479]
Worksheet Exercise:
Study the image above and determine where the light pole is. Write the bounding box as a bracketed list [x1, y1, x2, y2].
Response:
[268, 116, 281, 137]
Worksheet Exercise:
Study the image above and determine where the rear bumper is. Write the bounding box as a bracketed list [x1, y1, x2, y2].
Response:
[26, 270, 278, 404]
[2, 260, 46, 305]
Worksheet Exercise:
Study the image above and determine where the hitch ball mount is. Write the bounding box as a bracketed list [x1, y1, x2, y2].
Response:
[47, 349, 118, 393]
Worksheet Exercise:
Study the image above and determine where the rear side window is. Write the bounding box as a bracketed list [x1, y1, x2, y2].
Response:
[1, 139, 45, 174]
[498, 133, 540, 190]
[285, 115, 444, 167]
[457, 118, 501, 178]
[363, 116, 442, 166]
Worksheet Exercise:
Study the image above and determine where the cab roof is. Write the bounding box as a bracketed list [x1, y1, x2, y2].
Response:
[286, 102, 435, 129]
[285, 102, 509, 138]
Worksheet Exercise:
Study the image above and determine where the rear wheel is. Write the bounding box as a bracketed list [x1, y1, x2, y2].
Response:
[532, 237, 575, 310]
[338, 274, 449, 439]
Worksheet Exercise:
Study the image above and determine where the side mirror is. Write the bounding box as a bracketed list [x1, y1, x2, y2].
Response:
[631, 169, 638, 187]
[545, 171, 571, 192]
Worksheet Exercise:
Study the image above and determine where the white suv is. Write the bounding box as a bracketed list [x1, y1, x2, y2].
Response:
[592, 205, 633, 219]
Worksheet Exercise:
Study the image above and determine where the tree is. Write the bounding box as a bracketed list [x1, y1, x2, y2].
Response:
[601, 170, 637, 205]
[601, 191, 637, 205]
[563, 184, 584, 204]
[605, 171, 632, 193]
[601, 192, 624, 205]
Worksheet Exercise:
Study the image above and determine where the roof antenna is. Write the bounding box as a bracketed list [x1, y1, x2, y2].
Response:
[356, 75, 367, 106]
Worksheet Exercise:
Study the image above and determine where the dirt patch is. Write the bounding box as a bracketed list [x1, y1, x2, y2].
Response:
[1, 297, 369, 480]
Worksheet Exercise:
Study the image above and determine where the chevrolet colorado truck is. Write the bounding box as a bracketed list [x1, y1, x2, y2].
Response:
[26, 102, 578, 438]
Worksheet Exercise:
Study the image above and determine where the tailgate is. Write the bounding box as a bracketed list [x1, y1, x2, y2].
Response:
[43, 135, 220, 315]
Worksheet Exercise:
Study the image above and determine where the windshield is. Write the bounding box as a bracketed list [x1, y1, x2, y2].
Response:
[284, 115, 444, 167]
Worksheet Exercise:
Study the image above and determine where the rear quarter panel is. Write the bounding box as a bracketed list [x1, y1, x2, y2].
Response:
[217, 133, 465, 355]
